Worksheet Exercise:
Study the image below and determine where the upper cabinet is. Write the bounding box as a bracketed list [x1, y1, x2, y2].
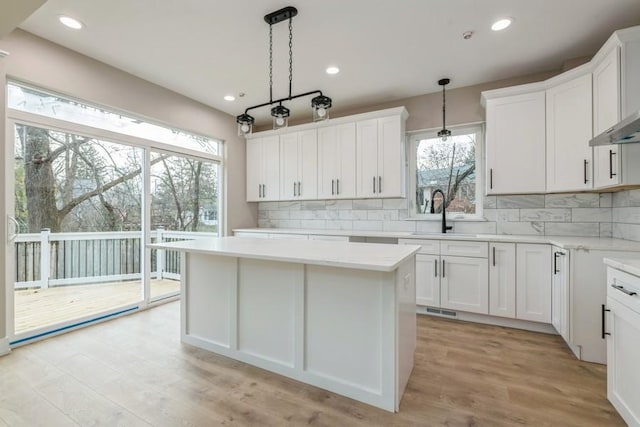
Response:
[246, 136, 280, 202]
[317, 122, 356, 199]
[280, 129, 318, 200]
[245, 107, 408, 202]
[482, 25, 640, 195]
[592, 27, 640, 189]
[485, 91, 546, 195]
[356, 114, 406, 198]
[546, 73, 593, 192]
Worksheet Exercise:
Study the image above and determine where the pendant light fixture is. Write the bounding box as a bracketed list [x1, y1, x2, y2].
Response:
[236, 6, 333, 135]
[437, 78, 452, 141]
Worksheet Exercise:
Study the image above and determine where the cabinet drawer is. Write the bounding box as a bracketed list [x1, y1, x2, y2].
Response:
[399, 239, 440, 255]
[608, 267, 640, 314]
[440, 241, 488, 258]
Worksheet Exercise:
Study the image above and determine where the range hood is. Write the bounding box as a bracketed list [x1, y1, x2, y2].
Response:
[590, 110, 640, 146]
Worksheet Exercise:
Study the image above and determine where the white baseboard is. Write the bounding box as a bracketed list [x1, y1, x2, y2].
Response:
[0, 337, 10, 356]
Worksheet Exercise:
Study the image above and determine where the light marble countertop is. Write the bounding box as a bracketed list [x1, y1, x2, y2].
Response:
[233, 228, 640, 252]
[604, 258, 640, 277]
[149, 237, 420, 272]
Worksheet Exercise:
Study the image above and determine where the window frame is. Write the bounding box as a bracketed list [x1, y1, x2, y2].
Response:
[408, 123, 485, 221]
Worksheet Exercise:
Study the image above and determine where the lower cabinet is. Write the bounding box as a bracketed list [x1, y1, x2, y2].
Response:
[403, 239, 489, 315]
[489, 243, 517, 318]
[516, 244, 552, 323]
[606, 266, 640, 426]
[551, 247, 570, 341]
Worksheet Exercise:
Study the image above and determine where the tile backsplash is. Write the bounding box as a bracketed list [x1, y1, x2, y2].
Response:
[258, 191, 628, 239]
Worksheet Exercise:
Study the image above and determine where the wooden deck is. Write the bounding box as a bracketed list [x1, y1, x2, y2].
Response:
[14, 279, 180, 333]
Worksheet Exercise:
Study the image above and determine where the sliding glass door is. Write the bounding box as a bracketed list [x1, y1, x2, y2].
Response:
[12, 123, 144, 334]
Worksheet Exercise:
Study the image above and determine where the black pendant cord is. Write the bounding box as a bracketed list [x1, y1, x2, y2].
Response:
[288, 17, 293, 99]
[442, 84, 446, 131]
[269, 23, 273, 104]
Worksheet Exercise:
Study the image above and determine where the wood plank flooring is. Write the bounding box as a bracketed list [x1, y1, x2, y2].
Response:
[14, 279, 180, 333]
[0, 302, 624, 426]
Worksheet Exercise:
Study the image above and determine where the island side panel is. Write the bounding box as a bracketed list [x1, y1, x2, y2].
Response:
[396, 256, 416, 411]
[236, 258, 303, 369]
[183, 253, 237, 348]
[303, 265, 396, 411]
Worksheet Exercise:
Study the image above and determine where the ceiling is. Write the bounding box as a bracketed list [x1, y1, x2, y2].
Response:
[16, 0, 640, 126]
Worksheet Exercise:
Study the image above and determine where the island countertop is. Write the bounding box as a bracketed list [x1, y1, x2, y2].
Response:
[149, 236, 420, 272]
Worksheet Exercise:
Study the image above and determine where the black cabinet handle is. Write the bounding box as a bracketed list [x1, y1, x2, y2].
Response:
[612, 284, 638, 296]
[490, 169, 493, 189]
[336, 179, 340, 195]
[602, 304, 611, 339]
[378, 176, 382, 193]
[584, 159, 588, 184]
[492, 246, 496, 267]
[609, 150, 617, 179]
[332, 179, 335, 195]
[434, 259, 438, 277]
[553, 252, 559, 275]
[442, 259, 445, 278]
[263, 184, 266, 198]
[298, 181, 301, 197]
[373, 176, 376, 194]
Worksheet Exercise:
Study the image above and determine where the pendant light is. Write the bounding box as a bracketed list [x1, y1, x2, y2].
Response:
[236, 6, 333, 135]
[437, 78, 452, 141]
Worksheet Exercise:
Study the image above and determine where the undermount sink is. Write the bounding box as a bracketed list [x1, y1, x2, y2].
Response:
[410, 232, 478, 238]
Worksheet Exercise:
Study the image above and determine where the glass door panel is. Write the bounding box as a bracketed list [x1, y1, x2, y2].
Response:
[149, 151, 219, 301]
[12, 123, 144, 334]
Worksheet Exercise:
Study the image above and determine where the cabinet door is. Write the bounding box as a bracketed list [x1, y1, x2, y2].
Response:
[280, 133, 299, 200]
[485, 91, 546, 194]
[551, 248, 570, 340]
[246, 138, 263, 201]
[335, 122, 356, 199]
[317, 126, 339, 199]
[489, 243, 516, 318]
[607, 299, 640, 427]
[377, 115, 404, 198]
[298, 129, 318, 200]
[546, 74, 593, 192]
[516, 244, 552, 323]
[356, 118, 379, 198]
[593, 47, 621, 188]
[415, 254, 440, 307]
[261, 136, 280, 201]
[440, 256, 489, 314]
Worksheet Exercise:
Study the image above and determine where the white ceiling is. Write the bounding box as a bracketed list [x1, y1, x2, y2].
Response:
[17, 0, 640, 125]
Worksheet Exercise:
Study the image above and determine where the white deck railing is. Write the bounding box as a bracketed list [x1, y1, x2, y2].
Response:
[14, 228, 216, 289]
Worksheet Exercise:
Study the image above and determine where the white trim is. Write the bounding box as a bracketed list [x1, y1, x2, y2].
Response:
[0, 337, 9, 356]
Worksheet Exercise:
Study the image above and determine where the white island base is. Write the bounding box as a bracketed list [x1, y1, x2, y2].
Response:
[155, 238, 418, 412]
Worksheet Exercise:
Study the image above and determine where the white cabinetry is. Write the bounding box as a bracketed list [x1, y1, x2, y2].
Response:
[592, 27, 640, 189]
[546, 74, 593, 191]
[356, 115, 406, 198]
[317, 123, 356, 199]
[280, 129, 317, 200]
[485, 91, 546, 195]
[401, 239, 488, 315]
[551, 247, 570, 341]
[516, 244, 552, 323]
[606, 266, 640, 426]
[489, 243, 516, 318]
[246, 136, 280, 201]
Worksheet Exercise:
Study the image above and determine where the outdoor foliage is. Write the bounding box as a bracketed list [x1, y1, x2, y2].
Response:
[14, 124, 218, 233]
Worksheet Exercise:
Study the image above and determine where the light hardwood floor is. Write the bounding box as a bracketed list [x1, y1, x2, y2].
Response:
[0, 302, 624, 426]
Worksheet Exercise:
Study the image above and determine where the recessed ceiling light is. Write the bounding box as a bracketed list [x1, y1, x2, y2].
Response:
[326, 66, 340, 75]
[491, 18, 512, 31]
[224, 95, 236, 101]
[59, 15, 84, 30]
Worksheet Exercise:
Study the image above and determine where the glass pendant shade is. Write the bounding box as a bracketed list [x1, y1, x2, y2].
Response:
[311, 95, 332, 122]
[271, 105, 290, 130]
[236, 113, 255, 136]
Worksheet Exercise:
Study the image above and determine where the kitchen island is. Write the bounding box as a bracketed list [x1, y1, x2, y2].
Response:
[149, 237, 420, 412]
